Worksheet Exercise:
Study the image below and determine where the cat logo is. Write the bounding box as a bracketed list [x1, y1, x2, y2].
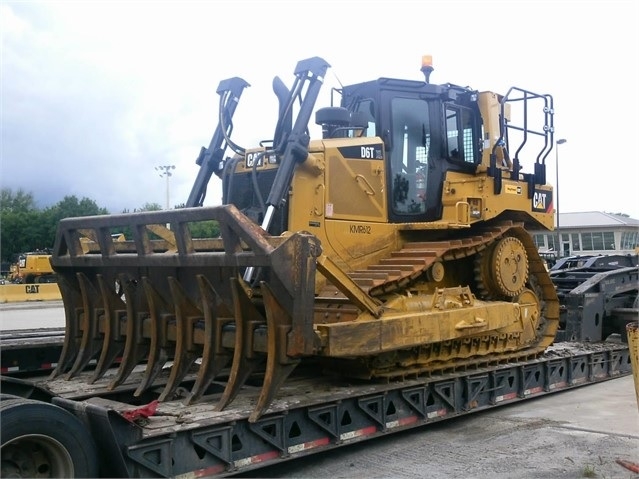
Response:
[532, 191, 551, 213]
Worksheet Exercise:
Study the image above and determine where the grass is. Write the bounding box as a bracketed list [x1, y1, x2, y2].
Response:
[582, 464, 597, 478]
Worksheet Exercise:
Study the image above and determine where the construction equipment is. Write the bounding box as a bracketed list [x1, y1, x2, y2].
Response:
[8, 252, 57, 284]
[1, 56, 636, 477]
[551, 253, 638, 273]
[48, 56, 561, 420]
[550, 253, 638, 342]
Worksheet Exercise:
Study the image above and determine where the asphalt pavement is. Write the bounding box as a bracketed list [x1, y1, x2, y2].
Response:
[0, 300, 65, 330]
[1, 301, 638, 478]
[247, 375, 639, 478]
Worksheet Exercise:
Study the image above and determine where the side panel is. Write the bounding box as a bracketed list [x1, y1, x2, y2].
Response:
[441, 171, 555, 230]
[289, 138, 396, 272]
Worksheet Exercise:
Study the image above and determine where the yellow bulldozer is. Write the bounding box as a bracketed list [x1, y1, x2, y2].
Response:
[49, 56, 559, 422]
[9, 251, 57, 284]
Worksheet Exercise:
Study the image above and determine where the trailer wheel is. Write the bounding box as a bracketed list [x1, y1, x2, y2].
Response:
[0, 394, 21, 402]
[1, 398, 98, 478]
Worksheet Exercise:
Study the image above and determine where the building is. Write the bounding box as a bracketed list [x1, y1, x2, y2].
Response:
[531, 211, 639, 258]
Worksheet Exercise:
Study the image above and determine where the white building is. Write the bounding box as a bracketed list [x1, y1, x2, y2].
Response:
[531, 211, 639, 258]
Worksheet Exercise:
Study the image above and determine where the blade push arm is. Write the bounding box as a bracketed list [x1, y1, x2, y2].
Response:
[186, 77, 250, 207]
[263, 57, 330, 226]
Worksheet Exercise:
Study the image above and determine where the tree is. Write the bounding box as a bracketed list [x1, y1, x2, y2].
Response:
[45, 195, 108, 219]
[0, 190, 110, 263]
[0, 189, 43, 262]
[41, 196, 109, 248]
[0, 210, 44, 262]
[189, 220, 220, 239]
[0, 188, 37, 213]
[130, 203, 219, 238]
[135, 202, 162, 212]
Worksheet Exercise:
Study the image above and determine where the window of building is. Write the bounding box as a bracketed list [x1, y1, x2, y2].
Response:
[580, 231, 616, 251]
[533, 234, 546, 249]
[582, 232, 593, 251]
[603, 231, 616, 250]
[547, 234, 558, 252]
[621, 230, 639, 249]
[592, 232, 604, 250]
[571, 233, 580, 251]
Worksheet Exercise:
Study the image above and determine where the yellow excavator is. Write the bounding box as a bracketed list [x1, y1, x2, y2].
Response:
[49, 56, 559, 422]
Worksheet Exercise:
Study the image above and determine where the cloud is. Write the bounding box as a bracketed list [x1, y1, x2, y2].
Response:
[1, 0, 638, 218]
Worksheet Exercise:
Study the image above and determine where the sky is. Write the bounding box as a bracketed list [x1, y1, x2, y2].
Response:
[1, 0, 638, 219]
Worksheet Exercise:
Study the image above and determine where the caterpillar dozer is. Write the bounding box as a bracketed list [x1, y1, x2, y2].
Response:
[9, 251, 57, 284]
[48, 56, 560, 424]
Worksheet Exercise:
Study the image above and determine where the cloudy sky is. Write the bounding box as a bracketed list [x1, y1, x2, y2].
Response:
[2, 0, 638, 218]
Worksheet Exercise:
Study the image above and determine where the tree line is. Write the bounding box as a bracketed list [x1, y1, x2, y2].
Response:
[0, 188, 219, 265]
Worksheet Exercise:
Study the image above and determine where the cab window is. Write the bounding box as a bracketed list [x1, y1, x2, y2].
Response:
[446, 106, 476, 164]
[390, 97, 431, 215]
[351, 99, 376, 137]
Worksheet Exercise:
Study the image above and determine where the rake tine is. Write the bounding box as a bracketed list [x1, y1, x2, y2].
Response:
[215, 278, 265, 412]
[66, 273, 103, 379]
[90, 275, 127, 383]
[187, 275, 233, 404]
[132, 277, 173, 396]
[249, 281, 300, 423]
[50, 276, 83, 378]
[158, 277, 202, 402]
[108, 276, 148, 390]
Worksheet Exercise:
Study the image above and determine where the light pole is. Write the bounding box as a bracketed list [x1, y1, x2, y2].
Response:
[555, 139, 567, 258]
[156, 165, 176, 210]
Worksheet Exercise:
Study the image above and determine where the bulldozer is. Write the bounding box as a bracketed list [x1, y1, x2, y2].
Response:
[9, 251, 57, 284]
[49, 56, 559, 422]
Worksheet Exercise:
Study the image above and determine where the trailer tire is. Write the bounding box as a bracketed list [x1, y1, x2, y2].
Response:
[1, 398, 99, 478]
[0, 394, 21, 402]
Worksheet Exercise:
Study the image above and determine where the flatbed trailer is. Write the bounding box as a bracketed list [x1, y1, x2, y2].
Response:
[1, 328, 64, 375]
[0, 338, 632, 477]
[2, 258, 637, 477]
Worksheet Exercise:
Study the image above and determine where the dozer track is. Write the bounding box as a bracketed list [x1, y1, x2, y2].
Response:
[49, 206, 558, 422]
[314, 222, 559, 380]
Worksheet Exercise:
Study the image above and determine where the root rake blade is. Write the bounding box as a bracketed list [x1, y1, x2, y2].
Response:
[108, 277, 150, 391]
[157, 277, 203, 401]
[65, 273, 102, 379]
[49, 204, 321, 415]
[132, 278, 174, 396]
[249, 281, 300, 423]
[187, 275, 232, 405]
[90, 274, 128, 382]
[214, 278, 265, 412]
[50, 276, 83, 379]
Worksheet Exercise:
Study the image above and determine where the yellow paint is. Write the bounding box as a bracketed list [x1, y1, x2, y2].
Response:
[628, 322, 639, 411]
[0, 283, 61, 303]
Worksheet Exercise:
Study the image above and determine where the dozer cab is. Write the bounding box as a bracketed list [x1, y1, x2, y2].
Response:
[50, 56, 559, 422]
